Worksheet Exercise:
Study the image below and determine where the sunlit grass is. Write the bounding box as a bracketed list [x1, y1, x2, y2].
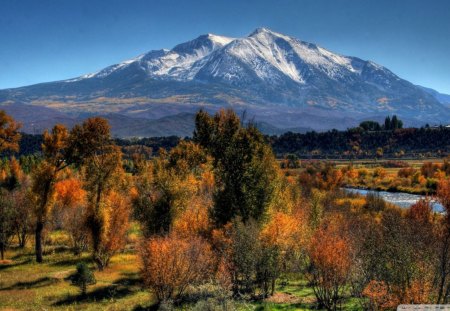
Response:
[0, 232, 364, 310]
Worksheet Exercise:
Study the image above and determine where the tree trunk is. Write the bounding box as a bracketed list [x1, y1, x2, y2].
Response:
[437, 231, 450, 303]
[92, 184, 104, 270]
[0, 241, 4, 260]
[18, 229, 27, 248]
[35, 220, 44, 263]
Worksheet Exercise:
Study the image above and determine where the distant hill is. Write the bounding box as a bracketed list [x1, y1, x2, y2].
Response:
[418, 85, 450, 107]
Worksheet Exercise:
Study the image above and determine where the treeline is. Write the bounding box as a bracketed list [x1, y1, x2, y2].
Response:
[8, 133, 181, 158]
[1, 109, 450, 310]
[8, 124, 450, 161]
[271, 126, 450, 158]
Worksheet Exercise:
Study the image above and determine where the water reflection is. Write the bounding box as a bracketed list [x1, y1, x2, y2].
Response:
[343, 188, 444, 212]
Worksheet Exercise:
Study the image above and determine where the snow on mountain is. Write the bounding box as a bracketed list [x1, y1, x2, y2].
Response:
[63, 28, 375, 86]
[1, 27, 449, 137]
[62, 27, 404, 96]
[66, 33, 235, 82]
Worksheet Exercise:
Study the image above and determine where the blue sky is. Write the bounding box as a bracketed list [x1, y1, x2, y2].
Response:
[1, 0, 450, 93]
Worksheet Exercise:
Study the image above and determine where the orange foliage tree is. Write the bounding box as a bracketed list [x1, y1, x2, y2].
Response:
[54, 176, 89, 254]
[260, 209, 310, 280]
[172, 196, 211, 239]
[0, 110, 21, 153]
[69, 118, 129, 269]
[31, 124, 70, 262]
[363, 280, 396, 310]
[140, 234, 214, 303]
[133, 144, 201, 237]
[93, 191, 130, 268]
[308, 219, 352, 310]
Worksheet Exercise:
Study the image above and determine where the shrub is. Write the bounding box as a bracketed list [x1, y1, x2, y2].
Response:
[364, 193, 386, 212]
[308, 219, 352, 310]
[71, 262, 96, 296]
[382, 160, 409, 168]
[140, 235, 214, 303]
[397, 167, 416, 178]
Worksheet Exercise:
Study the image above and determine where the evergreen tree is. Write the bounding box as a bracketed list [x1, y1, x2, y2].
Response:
[71, 262, 96, 296]
[384, 116, 391, 130]
[392, 115, 399, 129]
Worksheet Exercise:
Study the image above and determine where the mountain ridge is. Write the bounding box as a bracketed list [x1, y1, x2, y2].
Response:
[1, 28, 449, 137]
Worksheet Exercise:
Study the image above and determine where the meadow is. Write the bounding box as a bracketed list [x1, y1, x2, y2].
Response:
[0, 232, 358, 311]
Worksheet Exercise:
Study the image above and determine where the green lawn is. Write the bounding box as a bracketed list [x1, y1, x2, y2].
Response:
[0, 239, 363, 310]
[0, 247, 151, 310]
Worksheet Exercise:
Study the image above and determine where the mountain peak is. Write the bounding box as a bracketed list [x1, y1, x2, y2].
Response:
[172, 33, 234, 55]
[248, 27, 286, 38]
[249, 27, 271, 35]
[204, 33, 235, 46]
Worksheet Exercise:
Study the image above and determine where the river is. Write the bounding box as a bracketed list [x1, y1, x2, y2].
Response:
[343, 188, 444, 212]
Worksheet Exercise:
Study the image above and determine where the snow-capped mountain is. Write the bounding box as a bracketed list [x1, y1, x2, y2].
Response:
[1, 28, 448, 137]
[67, 33, 235, 82]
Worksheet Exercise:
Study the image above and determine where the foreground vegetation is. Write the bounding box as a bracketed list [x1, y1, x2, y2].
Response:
[1, 110, 450, 310]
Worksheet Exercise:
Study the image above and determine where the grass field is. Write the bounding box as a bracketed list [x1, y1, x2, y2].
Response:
[0, 239, 363, 310]
[0, 247, 150, 310]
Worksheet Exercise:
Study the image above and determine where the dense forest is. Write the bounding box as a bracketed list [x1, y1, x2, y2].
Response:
[8, 117, 450, 160]
[1, 109, 450, 310]
[270, 126, 450, 158]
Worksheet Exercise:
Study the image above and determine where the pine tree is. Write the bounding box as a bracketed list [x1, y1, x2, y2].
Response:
[71, 262, 96, 296]
[384, 116, 391, 130]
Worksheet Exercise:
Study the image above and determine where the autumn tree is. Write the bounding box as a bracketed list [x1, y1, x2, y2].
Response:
[93, 191, 130, 268]
[0, 112, 22, 259]
[362, 280, 395, 310]
[356, 206, 435, 306]
[0, 191, 15, 260]
[141, 235, 214, 303]
[0, 157, 33, 251]
[11, 186, 34, 249]
[229, 220, 262, 295]
[69, 118, 129, 269]
[307, 219, 352, 310]
[0, 110, 21, 154]
[31, 124, 70, 262]
[133, 142, 205, 236]
[54, 176, 89, 254]
[260, 209, 310, 282]
[8, 159, 33, 249]
[172, 196, 211, 239]
[194, 109, 278, 226]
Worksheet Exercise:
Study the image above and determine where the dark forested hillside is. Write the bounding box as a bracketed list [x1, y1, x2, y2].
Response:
[6, 127, 450, 159]
[270, 127, 450, 158]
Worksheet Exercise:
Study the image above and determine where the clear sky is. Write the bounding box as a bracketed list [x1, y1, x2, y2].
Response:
[1, 0, 450, 93]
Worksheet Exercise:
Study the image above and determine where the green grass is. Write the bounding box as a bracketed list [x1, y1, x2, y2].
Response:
[0, 247, 152, 310]
[0, 240, 363, 310]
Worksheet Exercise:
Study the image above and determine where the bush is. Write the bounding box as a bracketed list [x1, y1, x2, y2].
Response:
[364, 193, 386, 212]
[141, 235, 214, 303]
[397, 167, 416, 178]
[382, 161, 409, 168]
[71, 262, 96, 296]
[307, 219, 351, 310]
